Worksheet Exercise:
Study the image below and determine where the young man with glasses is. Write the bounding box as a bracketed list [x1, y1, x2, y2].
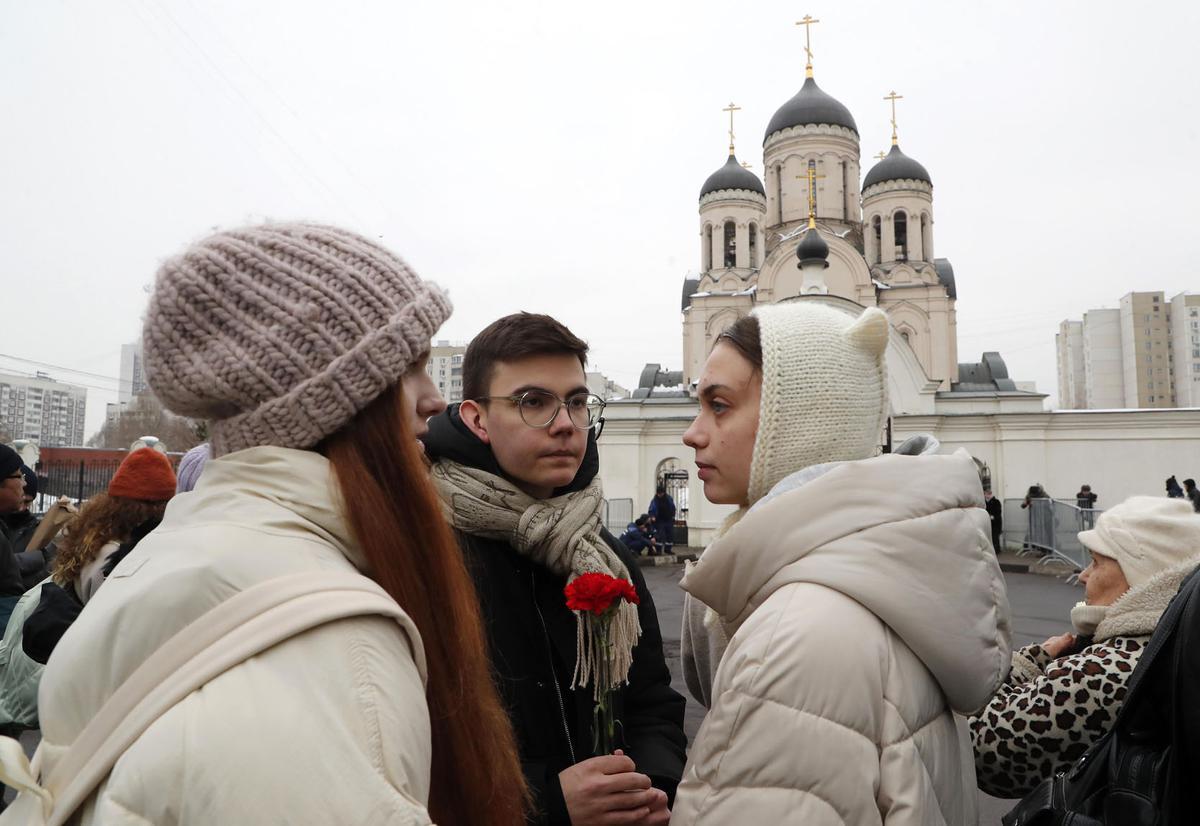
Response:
[423, 313, 685, 826]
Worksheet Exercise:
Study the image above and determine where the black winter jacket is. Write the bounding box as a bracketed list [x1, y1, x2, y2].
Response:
[5, 510, 53, 590]
[424, 407, 687, 824]
[0, 521, 27, 599]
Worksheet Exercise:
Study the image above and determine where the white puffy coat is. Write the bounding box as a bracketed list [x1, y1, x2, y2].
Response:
[36, 446, 434, 825]
[671, 450, 1011, 826]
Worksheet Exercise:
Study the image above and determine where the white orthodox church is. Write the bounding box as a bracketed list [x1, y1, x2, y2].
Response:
[676, 55, 1026, 416]
[597, 41, 1200, 544]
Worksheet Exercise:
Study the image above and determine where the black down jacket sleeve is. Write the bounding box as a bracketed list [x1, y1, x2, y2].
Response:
[23, 582, 82, 665]
[604, 531, 688, 803]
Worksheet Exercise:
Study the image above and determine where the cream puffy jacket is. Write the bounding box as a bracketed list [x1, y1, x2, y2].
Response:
[37, 447, 434, 825]
[671, 450, 1011, 826]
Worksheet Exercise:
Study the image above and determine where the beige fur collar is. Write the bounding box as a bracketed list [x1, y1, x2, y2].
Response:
[1093, 555, 1200, 642]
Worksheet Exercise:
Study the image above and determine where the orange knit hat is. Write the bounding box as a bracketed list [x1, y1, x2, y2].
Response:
[108, 448, 177, 501]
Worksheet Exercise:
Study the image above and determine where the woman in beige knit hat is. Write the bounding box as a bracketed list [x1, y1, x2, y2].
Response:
[672, 300, 1011, 826]
[29, 224, 527, 825]
[970, 495, 1200, 798]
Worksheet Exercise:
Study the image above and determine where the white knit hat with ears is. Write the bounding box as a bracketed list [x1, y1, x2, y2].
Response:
[746, 302, 891, 506]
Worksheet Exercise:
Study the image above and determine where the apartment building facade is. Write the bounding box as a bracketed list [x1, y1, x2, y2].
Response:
[1058, 291, 1198, 409]
[426, 341, 466, 404]
[0, 372, 88, 446]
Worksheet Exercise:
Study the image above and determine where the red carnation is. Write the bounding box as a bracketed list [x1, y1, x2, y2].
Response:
[565, 573, 640, 616]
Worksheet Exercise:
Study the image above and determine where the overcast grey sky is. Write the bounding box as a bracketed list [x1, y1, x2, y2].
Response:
[2, 0, 1197, 440]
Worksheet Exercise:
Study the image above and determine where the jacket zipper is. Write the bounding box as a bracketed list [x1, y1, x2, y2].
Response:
[532, 570, 577, 765]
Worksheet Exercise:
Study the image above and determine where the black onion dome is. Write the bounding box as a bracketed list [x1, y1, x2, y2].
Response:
[699, 153, 765, 199]
[796, 226, 829, 268]
[862, 144, 932, 190]
[764, 76, 858, 142]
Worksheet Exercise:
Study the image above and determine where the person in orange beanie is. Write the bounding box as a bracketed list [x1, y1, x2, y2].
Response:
[106, 447, 178, 503]
[21, 448, 177, 665]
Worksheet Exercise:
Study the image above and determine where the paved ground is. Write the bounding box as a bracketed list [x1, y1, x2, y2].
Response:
[641, 564, 1082, 826]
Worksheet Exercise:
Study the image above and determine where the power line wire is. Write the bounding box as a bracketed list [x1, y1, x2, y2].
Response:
[0, 354, 126, 385]
[0, 367, 126, 396]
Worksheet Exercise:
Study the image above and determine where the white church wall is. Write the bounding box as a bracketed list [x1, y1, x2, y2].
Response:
[600, 404, 1200, 547]
[759, 237, 874, 305]
[681, 295, 753, 386]
[895, 409, 1200, 505]
[598, 400, 736, 546]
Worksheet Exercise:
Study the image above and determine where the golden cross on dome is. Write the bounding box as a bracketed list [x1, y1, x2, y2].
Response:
[873, 150, 887, 161]
[741, 161, 754, 169]
[722, 102, 742, 154]
[795, 159, 825, 229]
[884, 90, 904, 146]
[795, 15, 820, 78]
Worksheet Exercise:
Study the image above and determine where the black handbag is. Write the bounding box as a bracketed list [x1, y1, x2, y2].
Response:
[1002, 566, 1200, 826]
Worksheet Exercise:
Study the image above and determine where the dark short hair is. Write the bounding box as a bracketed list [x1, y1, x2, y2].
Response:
[1186, 479, 1197, 488]
[714, 314, 762, 371]
[462, 313, 589, 400]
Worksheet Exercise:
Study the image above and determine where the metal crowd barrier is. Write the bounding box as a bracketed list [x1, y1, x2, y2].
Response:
[602, 498, 634, 535]
[1002, 498, 1099, 583]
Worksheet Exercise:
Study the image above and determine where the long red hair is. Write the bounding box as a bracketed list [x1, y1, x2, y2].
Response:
[324, 383, 527, 825]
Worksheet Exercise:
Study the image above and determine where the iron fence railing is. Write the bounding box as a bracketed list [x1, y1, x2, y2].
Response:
[1002, 497, 1099, 580]
[602, 498, 634, 536]
[38, 460, 123, 505]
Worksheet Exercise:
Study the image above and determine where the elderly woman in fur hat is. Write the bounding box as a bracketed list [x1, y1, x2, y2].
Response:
[970, 495, 1200, 797]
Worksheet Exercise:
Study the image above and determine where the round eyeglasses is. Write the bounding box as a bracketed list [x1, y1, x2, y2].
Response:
[479, 390, 607, 430]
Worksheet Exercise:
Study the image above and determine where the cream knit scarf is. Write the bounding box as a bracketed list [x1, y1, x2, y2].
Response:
[430, 460, 641, 698]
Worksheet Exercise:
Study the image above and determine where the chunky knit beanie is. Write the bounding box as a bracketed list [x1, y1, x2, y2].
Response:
[175, 443, 211, 493]
[1078, 496, 1200, 589]
[108, 448, 177, 501]
[746, 302, 890, 505]
[143, 223, 452, 456]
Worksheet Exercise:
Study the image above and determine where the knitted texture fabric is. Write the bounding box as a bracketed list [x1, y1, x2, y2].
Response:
[1077, 495, 1200, 589]
[746, 302, 891, 506]
[142, 223, 452, 456]
[108, 448, 177, 501]
[429, 460, 641, 700]
[175, 443, 211, 494]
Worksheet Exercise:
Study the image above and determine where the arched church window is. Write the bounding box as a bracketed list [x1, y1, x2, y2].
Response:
[840, 161, 849, 220]
[894, 211, 908, 262]
[703, 224, 712, 271]
[723, 221, 736, 268]
[655, 458, 690, 516]
[775, 164, 783, 224]
[748, 223, 758, 268]
[872, 216, 882, 265]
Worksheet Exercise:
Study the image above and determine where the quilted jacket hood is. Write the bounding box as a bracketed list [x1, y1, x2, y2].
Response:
[682, 448, 1011, 714]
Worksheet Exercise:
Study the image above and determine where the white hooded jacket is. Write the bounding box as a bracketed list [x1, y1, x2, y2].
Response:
[670, 448, 1011, 826]
[35, 446, 434, 825]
